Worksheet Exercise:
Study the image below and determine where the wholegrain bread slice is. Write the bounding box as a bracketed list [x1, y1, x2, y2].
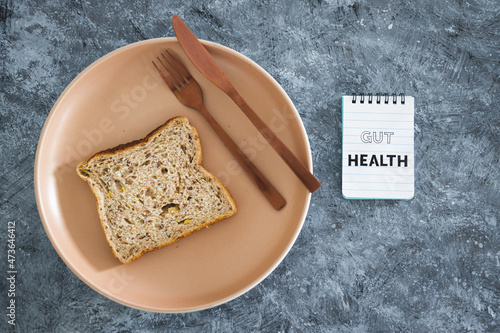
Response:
[77, 116, 236, 263]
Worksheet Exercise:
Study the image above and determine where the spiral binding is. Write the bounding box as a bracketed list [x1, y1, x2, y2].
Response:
[351, 93, 405, 105]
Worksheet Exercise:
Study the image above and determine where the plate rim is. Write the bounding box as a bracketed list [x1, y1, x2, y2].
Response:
[34, 37, 313, 313]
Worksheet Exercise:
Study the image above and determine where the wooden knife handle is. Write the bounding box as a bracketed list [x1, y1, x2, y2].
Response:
[229, 89, 321, 193]
[199, 105, 287, 210]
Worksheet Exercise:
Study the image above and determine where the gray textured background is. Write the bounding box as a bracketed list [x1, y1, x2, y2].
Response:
[1, 0, 499, 332]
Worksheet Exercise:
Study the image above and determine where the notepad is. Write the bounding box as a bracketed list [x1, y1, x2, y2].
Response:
[342, 94, 414, 199]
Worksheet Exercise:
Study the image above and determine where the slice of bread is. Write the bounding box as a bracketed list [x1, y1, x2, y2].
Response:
[77, 116, 237, 263]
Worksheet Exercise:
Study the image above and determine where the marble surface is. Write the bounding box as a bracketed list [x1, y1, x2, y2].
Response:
[1, 0, 499, 331]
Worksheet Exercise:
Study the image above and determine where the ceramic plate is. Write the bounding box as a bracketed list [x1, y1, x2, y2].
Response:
[35, 37, 312, 312]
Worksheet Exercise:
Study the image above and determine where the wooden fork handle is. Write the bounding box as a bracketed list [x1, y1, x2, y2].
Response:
[229, 89, 322, 193]
[199, 105, 287, 210]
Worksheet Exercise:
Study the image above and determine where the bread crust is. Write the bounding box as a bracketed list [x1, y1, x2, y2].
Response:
[77, 116, 236, 263]
[79, 117, 203, 166]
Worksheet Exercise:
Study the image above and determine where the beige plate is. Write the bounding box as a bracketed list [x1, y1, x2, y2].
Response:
[35, 37, 312, 313]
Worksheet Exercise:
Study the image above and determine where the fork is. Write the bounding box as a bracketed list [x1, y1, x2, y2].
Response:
[153, 51, 286, 210]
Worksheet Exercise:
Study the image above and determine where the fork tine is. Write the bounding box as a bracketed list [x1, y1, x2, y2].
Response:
[152, 60, 177, 91]
[156, 56, 184, 91]
[164, 50, 192, 83]
[160, 53, 189, 89]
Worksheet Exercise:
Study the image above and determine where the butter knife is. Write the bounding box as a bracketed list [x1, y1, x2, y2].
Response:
[172, 15, 321, 193]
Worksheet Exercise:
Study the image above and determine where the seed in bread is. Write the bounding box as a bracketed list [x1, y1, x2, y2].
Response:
[77, 116, 237, 263]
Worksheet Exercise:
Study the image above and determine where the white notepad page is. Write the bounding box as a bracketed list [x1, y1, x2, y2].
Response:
[342, 95, 414, 199]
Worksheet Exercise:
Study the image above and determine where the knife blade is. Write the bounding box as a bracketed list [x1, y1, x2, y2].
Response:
[172, 15, 321, 193]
